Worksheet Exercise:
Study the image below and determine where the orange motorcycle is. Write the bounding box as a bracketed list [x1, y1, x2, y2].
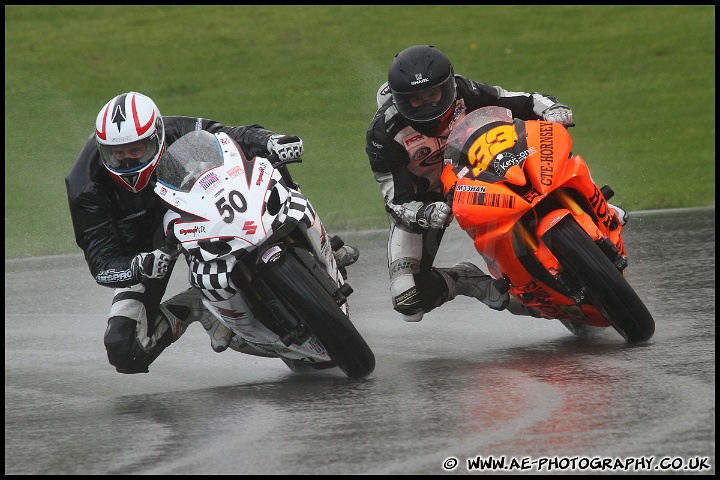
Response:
[441, 106, 654, 343]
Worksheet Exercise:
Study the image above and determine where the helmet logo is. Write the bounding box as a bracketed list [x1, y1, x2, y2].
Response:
[411, 73, 429, 86]
[111, 104, 127, 133]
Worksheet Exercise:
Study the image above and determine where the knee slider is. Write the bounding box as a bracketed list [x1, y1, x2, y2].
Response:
[104, 316, 140, 371]
[104, 316, 168, 374]
[104, 316, 136, 354]
[416, 269, 450, 310]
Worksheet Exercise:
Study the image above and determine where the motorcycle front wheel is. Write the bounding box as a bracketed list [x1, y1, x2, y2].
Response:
[547, 215, 655, 343]
[263, 249, 376, 378]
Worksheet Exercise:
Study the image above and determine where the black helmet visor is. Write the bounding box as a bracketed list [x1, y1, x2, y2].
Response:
[392, 73, 456, 122]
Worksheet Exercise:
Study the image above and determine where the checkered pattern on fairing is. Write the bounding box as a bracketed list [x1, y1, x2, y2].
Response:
[270, 190, 316, 231]
[188, 255, 237, 301]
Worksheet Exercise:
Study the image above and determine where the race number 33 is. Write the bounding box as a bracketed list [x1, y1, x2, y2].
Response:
[468, 125, 517, 177]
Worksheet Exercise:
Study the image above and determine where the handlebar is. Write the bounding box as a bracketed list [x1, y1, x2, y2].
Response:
[265, 152, 302, 167]
[163, 220, 180, 249]
[266, 153, 302, 190]
[445, 185, 455, 207]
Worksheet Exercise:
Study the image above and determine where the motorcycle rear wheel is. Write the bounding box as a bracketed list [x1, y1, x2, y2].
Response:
[547, 216, 655, 343]
[264, 250, 376, 378]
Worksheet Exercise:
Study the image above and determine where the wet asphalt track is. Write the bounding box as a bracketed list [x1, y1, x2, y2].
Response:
[5, 207, 715, 475]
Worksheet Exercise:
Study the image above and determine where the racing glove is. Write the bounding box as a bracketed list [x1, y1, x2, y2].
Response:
[416, 202, 453, 230]
[267, 134, 304, 161]
[542, 103, 574, 126]
[131, 244, 181, 281]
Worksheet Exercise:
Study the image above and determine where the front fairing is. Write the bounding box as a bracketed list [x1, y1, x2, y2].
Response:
[445, 107, 617, 252]
[444, 107, 626, 325]
[155, 130, 292, 260]
[154, 130, 342, 363]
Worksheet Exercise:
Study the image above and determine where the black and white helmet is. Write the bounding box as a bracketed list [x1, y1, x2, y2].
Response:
[387, 45, 457, 136]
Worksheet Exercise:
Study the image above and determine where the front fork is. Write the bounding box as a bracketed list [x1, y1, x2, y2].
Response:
[533, 187, 626, 274]
[497, 188, 627, 301]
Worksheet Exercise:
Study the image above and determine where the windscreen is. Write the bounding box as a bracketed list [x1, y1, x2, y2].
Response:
[444, 106, 515, 174]
[156, 130, 224, 192]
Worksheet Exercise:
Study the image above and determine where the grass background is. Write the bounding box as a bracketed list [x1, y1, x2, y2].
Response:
[4, 5, 715, 259]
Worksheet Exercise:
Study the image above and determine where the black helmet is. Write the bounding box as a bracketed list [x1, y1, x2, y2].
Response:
[388, 45, 457, 136]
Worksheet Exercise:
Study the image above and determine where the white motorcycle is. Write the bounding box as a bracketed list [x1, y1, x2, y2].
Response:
[154, 130, 375, 378]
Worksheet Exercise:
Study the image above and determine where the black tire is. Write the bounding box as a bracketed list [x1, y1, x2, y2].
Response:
[263, 251, 376, 378]
[547, 216, 655, 343]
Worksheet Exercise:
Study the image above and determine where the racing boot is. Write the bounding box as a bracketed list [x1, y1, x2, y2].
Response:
[331, 236, 360, 280]
[506, 297, 542, 318]
[608, 203, 629, 227]
[438, 263, 541, 317]
[437, 262, 509, 311]
[160, 288, 234, 352]
[199, 315, 235, 353]
[334, 244, 360, 268]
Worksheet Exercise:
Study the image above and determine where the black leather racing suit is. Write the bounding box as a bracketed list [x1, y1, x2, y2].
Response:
[66, 116, 279, 373]
[365, 75, 567, 321]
